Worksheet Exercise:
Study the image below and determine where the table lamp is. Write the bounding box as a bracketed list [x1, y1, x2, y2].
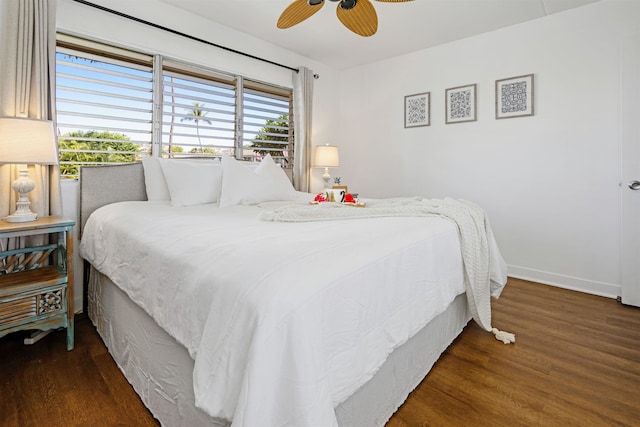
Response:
[0, 117, 59, 222]
[314, 144, 339, 189]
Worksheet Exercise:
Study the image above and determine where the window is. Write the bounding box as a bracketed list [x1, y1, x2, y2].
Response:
[55, 35, 294, 178]
[242, 81, 292, 166]
[56, 36, 153, 178]
[161, 62, 236, 158]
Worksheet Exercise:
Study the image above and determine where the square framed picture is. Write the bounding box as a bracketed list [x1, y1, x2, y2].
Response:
[404, 92, 430, 128]
[495, 74, 534, 119]
[445, 83, 477, 124]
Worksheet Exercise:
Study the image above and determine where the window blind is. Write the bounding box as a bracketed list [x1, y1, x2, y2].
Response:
[242, 82, 293, 165]
[161, 62, 236, 158]
[55, 34, 294, 177]
[56, 42, 153, 178]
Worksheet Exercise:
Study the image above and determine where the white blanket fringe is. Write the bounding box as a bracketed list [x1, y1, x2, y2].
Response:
[492, 328, 516, 344]
[260, 197, 515, 344]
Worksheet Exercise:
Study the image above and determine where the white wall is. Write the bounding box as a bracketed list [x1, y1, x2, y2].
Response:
[56, 0, 341, 310]
[336, 0, 640, 298]
[58, 0, 639, 307]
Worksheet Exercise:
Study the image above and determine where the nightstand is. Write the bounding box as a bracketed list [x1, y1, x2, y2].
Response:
[0, 217, 75, 351]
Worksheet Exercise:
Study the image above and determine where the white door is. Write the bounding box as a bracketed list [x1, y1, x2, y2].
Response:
[621, 32, 640, 307]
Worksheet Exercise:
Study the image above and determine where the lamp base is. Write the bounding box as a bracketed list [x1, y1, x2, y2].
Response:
[5, 167, 38, 223]
[322, 167, 331, 189]
[5, 211, 38, 223]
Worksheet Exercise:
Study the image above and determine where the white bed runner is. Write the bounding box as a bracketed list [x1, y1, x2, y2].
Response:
[261, 197, 513, 341]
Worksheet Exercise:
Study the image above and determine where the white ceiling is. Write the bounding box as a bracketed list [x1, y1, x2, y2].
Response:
[158, 0, 600, 70]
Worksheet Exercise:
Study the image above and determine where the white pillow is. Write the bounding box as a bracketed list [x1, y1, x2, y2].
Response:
[141, 156, 170, 201]
[219, 155, 296, 208]
[159, 158, 222, 206]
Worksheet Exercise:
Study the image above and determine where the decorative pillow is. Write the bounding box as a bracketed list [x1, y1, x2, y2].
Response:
[219, 154, 296, 208]
[159, 158, 222, 206]
[141, 156, 170, 201]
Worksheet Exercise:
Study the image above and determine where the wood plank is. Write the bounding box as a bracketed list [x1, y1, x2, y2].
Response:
[0, 266, 65, 293]
[389, 278, 640, 426]
[0, 217, 75, 233]
[0, 315, 158, 427]
[0, 278, 639, 426]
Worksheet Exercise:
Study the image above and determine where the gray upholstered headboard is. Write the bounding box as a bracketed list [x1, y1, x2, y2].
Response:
[79, 163, 147, 238]
[78, 159, 294, 238]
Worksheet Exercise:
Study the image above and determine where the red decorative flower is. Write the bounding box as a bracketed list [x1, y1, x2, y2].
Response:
[314, 193, 327, 202]
[343, 193, 356, 203]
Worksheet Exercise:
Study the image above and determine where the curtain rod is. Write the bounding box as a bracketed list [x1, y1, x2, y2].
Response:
[70, 0, 299, 73]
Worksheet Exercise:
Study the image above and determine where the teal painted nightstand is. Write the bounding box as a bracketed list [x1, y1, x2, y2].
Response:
[0, 217, 75, 351]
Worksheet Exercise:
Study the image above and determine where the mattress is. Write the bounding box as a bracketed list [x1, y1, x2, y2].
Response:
[80, 197, 505, 426]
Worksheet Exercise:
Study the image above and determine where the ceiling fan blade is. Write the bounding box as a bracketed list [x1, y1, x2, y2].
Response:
[277, 0, 325, 29]
[336, 0, 378, 37]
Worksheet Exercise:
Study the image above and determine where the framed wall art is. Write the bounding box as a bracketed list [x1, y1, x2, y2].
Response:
[495, 74, 534, 119]
[445, 83, 476, 124]
[404, 92, 430, 128]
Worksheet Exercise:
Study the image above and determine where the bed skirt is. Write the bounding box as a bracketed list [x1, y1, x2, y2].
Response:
[88, 266, 471, 426]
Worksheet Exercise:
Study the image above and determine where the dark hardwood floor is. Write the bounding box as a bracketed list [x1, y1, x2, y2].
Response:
[1, 278, 639, 426]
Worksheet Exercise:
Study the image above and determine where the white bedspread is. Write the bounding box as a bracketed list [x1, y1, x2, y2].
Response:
[80, 198, 507, 426]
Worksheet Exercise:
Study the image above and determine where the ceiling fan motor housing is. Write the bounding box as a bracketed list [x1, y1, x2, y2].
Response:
[328, 0, 357, 10]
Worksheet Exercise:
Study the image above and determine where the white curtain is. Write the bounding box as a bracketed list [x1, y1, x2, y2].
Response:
[292, 67, 314, 193]
[0, 0, 62, 219]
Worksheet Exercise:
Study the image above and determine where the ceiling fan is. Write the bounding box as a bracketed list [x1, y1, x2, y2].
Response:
[277, 0, 413, 37]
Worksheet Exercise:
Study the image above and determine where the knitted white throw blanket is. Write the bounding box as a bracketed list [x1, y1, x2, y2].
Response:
[260, 197, 515, 344]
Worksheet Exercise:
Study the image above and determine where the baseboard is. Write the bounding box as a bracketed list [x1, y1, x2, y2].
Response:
[507, 265, 621, 299]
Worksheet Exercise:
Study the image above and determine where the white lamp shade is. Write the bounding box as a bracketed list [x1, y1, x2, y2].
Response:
[0, 117, 59, 165]
[314, 145, 339, 168]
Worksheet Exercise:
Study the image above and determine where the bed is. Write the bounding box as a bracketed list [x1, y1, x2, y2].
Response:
[78, 156, 508, 427]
